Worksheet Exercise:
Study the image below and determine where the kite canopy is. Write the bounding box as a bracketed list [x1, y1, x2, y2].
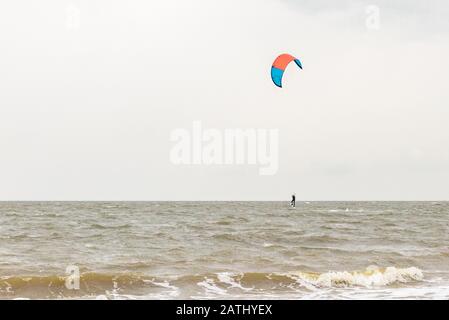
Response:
[271, 54, 302, 88]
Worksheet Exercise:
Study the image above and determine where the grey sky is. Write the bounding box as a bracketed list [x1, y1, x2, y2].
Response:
[0, 0, 448, 200]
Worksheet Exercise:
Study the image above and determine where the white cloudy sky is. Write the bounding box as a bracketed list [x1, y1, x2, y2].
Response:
[0, 0, 448, 200]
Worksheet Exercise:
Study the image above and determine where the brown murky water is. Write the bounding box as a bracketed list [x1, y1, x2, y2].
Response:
[0, 201, 448, 299]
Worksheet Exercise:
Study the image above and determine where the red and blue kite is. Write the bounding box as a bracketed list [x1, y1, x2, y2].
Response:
[271, 54, 302, 88]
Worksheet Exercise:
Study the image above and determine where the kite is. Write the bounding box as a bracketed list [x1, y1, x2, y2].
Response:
[271, 54, 302, 88]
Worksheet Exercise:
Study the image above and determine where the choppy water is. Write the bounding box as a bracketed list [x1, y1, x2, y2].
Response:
[0, 201, 448, 299]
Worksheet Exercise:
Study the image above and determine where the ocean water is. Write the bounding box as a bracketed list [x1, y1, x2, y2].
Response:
[0, 201, 448, 299]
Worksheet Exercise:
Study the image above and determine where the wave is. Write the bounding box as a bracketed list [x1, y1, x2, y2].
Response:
[0, 266, 424, 299]
[0, 273, 147, 298]
[90, 223, 132, 230]
[191, 266, 423, 292]
[287, 266, 423, 288]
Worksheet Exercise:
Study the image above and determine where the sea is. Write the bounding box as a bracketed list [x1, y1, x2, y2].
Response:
[0, 201, 448, 299]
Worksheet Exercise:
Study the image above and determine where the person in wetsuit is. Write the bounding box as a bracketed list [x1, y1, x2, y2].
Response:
[291, 194, 296, 207]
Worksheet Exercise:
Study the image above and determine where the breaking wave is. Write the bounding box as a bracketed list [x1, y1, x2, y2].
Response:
[287, 266, 423, 288]
[0, 266, 423, 299]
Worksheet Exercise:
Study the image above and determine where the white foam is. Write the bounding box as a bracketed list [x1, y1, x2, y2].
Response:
[197, 277, 228, 296]
[217, 272, 252, 291]
[292, 266, 423, 288]
[142, 279, 180, 298]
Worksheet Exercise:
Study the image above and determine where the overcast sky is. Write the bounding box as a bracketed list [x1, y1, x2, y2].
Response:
[0, 0, 448, 200]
